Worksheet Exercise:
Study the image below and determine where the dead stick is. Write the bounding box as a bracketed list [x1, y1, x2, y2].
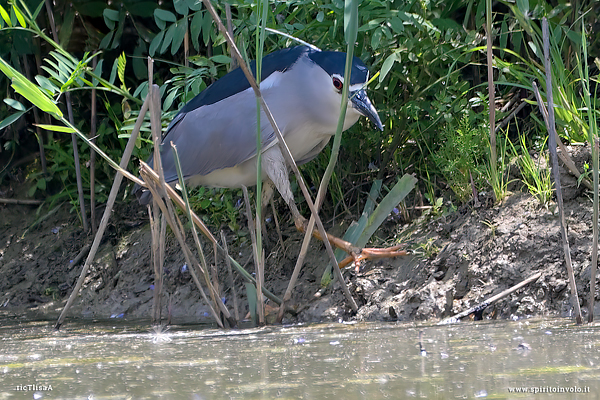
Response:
[0, 198, 43, 205]
[90, 56, 98, 235]
[242, 186, 265, 325]
[69, 243, 91, 268]
[221, 230, 240, 321]
[541, 18, 582, 324]
[438, 272, 542, 324]
[55, 94, 151, 330]
[590, 137, 598, 323]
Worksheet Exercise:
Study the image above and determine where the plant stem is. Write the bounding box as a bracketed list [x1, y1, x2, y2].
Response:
[541, 18, 582, 324]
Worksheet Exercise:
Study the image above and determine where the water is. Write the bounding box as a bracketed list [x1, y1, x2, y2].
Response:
[0, 317, 599, 399]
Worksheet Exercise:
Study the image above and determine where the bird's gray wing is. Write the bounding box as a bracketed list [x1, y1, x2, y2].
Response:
[149, 88, 276, 184]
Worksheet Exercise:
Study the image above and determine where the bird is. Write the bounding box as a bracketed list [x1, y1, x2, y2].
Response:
[133, 45, 383, 231]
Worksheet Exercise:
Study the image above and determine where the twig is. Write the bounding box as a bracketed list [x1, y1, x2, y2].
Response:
[0, 198, 43, 205]
[221, 230, 240, 321]
[225, 3, 237, 70]
[147, 63, 166, 324]
[242, 186, 265, 325]
[270, 197, 285, 251]
[69, 243, 91, 267]
[149, 203, 161, 323]
[55, 93, 151, 330]
[66, 96, 88, 232]
[590, 137, 598, 322]
[90, 57, 98, 235]
[495, 95, 531, 133]
[485, 1, 498, 199]
[438, 272, 542, 324]
[541, 18, 582, 324]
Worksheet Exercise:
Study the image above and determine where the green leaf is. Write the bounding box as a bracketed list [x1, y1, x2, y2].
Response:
[4, 98, 26, 111]
[149, 30, 164, 57]
[371, 26, 383, 50]
[132, 40, 148, 80]
[174, 0, 188, 16]
[356, 174, 417, 248]
[126, 1, 157, 17]
[155, 8, 176, 23]
[0, 111, 25, 131]
[34, 124, 75, 133]
[109, 57, 119, 84]
[37, 178, 46, 190]
[316, 11, 324, 22]
[210, 55, 231, 64]
[58, 9, 75, 48]
[516, 0, 529, 17]
[163, 88, 179, 110]
[103, 8, 119, 29]
[202, 10, 212, 45]
[190, 11, 203, 51]
[170, 20, 187, 55]
[117, 52, 126, 90]
[35, 75, 60, 94]
[379, 53, 397, 82]
[0, 57, 62, 118]
[388, 16, 404, 33]
[161, 23, 178, 54]
[0, 4, 12, 26]
[186, 0, 202, 11]
[92, 59, 103, 86]
[99, 30, 114, 49]
[13, 5, 26, 28]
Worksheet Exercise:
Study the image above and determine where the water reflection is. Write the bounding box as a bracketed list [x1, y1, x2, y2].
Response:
[0, 318, 598, 399]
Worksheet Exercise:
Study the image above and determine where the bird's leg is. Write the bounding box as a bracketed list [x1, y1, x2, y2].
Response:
[262, 147, 407, 271]
[260, 181, 275, 250]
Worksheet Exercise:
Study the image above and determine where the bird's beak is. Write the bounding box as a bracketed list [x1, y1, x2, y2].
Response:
[350, 89, 384, 131]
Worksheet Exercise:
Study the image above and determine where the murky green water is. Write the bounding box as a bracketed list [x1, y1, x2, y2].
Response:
[0, 317, 599, 399]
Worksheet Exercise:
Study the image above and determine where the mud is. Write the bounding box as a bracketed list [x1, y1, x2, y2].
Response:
[0, 145, 597, 325]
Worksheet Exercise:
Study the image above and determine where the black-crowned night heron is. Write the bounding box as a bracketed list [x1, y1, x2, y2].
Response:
[134, 46, 383, 232]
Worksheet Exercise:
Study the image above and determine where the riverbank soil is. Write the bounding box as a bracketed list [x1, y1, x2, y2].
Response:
[0, 145, 597, 324]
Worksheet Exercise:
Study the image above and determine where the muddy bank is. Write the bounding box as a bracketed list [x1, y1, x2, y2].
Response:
[0, 153, 596, 325]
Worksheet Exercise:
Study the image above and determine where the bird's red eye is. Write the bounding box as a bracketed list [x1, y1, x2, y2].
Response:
[332, 77, 343, 91]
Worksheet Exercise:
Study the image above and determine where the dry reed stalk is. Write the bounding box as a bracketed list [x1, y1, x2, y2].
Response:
[221, 230, 240, 321]
[140, 172, 225, 327]
[136, 162, 282, 305]
[90, 57, 98, 234]
[242, 185, 265, 324]
[540, 18, 582, 324]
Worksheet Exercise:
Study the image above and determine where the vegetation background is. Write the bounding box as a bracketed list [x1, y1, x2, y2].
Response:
[0, 0, 598, 240]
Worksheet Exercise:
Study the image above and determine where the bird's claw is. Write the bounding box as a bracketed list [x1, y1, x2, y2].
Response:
[339, 244, 409, 272]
